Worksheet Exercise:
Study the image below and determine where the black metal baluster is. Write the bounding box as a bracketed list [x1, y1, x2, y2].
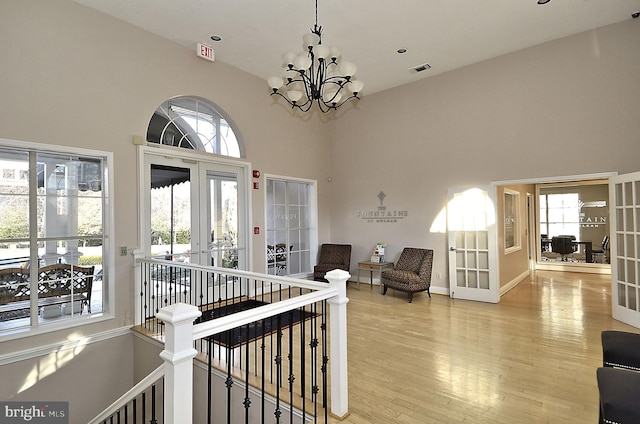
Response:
[150, 384, 157, 424]
[124, 404, 128, 424]
[322, 300, 328, 422]
[208, 337, 213, 424]
[274, 315, 282, 423]
[226, 330, 233, 424]
[244, 323, 251, 424]
[132, 398, 136, 424]
[301, 300, 308, 420]
[142, 390, 146, 424]
[288, 309, 295, 424]
[261, 327, 266, 424]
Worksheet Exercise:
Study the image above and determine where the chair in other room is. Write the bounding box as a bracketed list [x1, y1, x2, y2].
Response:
[551, 236, 575, 261]
[313, 244, 352, 282]
[592, 235, 610, 264]
[381, 248, 433, 303]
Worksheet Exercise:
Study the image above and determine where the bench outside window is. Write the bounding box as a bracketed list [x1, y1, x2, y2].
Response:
[0, 264, 95, 320]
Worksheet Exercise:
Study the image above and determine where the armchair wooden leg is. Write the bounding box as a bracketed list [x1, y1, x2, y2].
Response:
[427, 287, 431, 298]
[382, 285, 388, 295]
[407, 292, 413, 303]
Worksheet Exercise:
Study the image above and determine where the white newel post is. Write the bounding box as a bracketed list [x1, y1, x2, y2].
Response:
[325, 269, 350, 418]
[157, 303, 201, 424]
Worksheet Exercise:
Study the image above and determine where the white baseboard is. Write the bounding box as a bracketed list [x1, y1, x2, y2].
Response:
[500, 270, 530, 296]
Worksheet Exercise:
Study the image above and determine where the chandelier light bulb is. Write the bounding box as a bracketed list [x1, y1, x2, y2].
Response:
[315, 45, 330, 61]
[282, 52, 296, 67]
[302, 32, 320, 48]
[339, 61, 356, 78]
[293, 55, 312, 71]
[329, 46, 342, 61]
[268, 77, 284, 90]
[349, 80, 364, 94]
[287, 90, 304, 103]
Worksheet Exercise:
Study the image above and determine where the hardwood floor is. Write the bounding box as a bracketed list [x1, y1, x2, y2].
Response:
[333, 270, 636, 424]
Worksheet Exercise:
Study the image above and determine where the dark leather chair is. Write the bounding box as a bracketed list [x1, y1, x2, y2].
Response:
[381, 248, 433, 303]
[597, 367, 640, 424]
[313, 244, 352, 282]
[598, 330, 640, 423]
[551, 236, 575, 261]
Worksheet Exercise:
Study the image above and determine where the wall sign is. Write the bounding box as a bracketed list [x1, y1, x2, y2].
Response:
[356, 191, 408, 223]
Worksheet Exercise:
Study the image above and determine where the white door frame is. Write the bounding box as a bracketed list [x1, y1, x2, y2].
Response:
[139, 145, 252, 268]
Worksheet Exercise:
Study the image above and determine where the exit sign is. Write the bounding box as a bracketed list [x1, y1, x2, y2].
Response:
[197, 43, 215, 62]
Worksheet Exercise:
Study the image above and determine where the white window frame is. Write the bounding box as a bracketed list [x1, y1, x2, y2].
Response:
[264, 174, 318, 278]
[0, 138, 114, 341]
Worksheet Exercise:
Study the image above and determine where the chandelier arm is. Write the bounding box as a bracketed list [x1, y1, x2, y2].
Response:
[270, 91, 314, 112]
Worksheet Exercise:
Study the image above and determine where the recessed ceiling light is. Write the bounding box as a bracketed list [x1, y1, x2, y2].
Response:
[210, 35, 222, 42]
[397, 48, 407, 54]
[537, 0, 551, 4]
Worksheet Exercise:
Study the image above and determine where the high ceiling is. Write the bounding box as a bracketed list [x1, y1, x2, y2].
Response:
[73, 0, 640, 95]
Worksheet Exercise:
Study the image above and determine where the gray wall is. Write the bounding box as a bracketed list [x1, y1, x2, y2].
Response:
[327, 19, 640, 291]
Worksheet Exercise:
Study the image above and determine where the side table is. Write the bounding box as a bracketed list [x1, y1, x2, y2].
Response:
[356, 261, 394, 292]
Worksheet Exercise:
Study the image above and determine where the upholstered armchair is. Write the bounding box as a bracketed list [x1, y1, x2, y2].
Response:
[381, 247, 433, 303]
[313, 244, 352, 282]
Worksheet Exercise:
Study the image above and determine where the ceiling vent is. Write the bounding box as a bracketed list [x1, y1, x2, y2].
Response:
[409, 63, 431, 73]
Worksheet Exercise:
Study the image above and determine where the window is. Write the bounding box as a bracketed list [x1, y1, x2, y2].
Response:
[147, 97, 242, 157]
[0, 141, 111, 334]
[265, 177, 317, 277]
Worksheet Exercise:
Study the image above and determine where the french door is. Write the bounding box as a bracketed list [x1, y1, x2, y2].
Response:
[610, 172, 640, 328]
[447, 186, 500, 303]
[143, 149, 249, 301]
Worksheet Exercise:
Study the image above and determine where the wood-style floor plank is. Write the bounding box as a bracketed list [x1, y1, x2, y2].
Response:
[332, 270, 636, 424]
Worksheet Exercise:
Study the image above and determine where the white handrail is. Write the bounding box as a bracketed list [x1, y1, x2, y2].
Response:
[192, 287, 338, 340]
[87, 364, 165, 424]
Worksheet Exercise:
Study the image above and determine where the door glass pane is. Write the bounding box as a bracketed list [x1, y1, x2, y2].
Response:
[625, 182, 633, 206]
[479, 271, 490, 289]
[468, 272, 478, 288]
[478, 251, 489, 269]
[456, 251, 465, 267]
[150, 165, 191, 262]
[208, 174, 238, 269]
[466, 232, 476, 249]
[628, 260, 637, 285]
[466, 252, 477, 269]
[616, 209, 624, 232]
[618, 258, 626, 281]
[457, 270, 466, 287]
[477, 231, 488, 250]
[628, 285, 637, 311]
[455, 232, 465, 248]
[618, 283, 627, 306]
[627, 234, 636, 258]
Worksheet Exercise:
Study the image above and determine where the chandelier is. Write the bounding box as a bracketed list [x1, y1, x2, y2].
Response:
[267, 0, 363, 113]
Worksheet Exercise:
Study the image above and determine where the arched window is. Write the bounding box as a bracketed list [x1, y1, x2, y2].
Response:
[146, 97, 242, 157]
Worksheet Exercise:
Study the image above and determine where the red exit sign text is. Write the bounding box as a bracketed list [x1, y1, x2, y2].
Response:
[197, 43, 215, 62]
